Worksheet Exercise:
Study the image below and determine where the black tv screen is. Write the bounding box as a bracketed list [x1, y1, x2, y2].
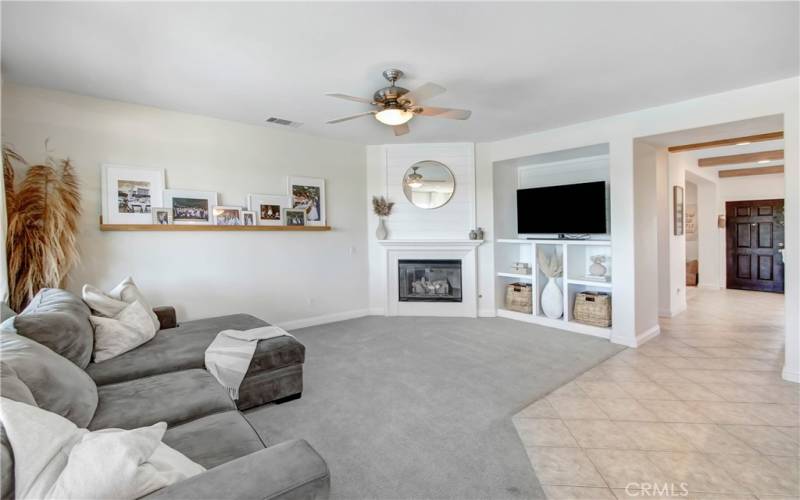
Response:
[517, 181, 607, 234]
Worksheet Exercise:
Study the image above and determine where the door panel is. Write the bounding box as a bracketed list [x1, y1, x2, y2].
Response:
[736, 223, 751, 247]
[726, 199, 784, 293]
[758, 222, 772, 248]
[736, 255, 751, 279]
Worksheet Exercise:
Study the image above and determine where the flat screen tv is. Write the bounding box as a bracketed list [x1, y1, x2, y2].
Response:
[517, 181, 607, 235]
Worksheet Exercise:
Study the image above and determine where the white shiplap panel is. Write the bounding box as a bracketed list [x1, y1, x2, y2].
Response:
[384, 143, 475, 239]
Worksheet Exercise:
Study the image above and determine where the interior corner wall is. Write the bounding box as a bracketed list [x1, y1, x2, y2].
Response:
[475, 142, 495, 316]
[633, 141, 660, 338]
[665, 153, 689, 315]
[1, 83, 369, 327]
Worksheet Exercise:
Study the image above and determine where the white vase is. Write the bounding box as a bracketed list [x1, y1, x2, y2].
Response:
[376, 218, 388, 240]
[541, 277, 563, 319]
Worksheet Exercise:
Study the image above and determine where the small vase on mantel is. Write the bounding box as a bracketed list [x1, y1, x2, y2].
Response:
[376, 217, 388, 240]
[541, 277, 563, 319]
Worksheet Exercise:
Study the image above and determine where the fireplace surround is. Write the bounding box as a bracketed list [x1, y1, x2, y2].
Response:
[398, 259, 463, 302]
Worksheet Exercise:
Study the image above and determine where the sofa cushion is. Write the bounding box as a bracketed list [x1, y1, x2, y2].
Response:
[14, 288, 94, 368]
[86, 314, 305, 386]
[0, 332, 98, 427]
[89, 369, 235, 431]
[163, 411, 265, 469]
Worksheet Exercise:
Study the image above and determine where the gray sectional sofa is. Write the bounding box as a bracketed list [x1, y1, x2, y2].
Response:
[0, 288, 329, 500]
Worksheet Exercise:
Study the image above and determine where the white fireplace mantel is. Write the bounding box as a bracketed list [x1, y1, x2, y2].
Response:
[377, 239, 483, 317]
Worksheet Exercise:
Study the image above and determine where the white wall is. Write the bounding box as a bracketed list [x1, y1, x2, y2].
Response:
[717, 173, 785, 289]
[633, 142, 660, 338]
[488, 77, 799, 372]
[1, 83, 369, 328]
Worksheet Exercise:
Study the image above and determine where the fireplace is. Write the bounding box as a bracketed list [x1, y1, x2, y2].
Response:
[398, 259, 462, 302]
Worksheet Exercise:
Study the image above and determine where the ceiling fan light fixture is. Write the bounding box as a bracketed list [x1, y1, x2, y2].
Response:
[375, 107, 414, 126]
[406, 167, 424, 188]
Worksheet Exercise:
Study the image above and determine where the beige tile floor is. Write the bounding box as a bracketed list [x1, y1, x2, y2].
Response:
[513, 288, 799, 499]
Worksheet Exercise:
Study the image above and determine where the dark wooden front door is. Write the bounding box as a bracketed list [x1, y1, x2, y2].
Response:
[726, 199, 784, 293]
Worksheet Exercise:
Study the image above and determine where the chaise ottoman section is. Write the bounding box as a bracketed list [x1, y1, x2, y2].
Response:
[85, 313, 306, 409]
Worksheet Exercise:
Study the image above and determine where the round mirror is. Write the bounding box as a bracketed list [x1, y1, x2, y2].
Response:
[402, 161, 456, 209]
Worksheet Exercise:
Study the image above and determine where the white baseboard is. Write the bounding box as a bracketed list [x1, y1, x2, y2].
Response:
[782, 366, 800, 384]
[697, 283, 720, 290]
[636, 325, 661, 346]
[368, 307, 386, 316]
[278, 309, 370, 331]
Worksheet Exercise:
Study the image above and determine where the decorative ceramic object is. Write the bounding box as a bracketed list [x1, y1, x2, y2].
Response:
[538, 248, 564, 319]
[469, 229, 478, 240]
[541, 278, 563, 319]
[476, 227, 484, 240]
[376, 218, 388, 240]
[589, 255, 607, 277]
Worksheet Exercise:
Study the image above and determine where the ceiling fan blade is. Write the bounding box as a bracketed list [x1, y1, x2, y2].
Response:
[416, 106, 472, 120]
[326, 111, 375, 124]
[400, 82, 445, 105]
[393, 123, 410, 136]
[325, 93, 375, 104]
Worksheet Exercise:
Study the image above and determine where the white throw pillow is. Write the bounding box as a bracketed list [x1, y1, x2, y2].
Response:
[0, 398, 204, 500]
[83, 277, 160, 332]
[90, 300, 157, 362]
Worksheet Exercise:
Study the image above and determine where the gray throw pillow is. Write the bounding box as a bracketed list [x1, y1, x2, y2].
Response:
[14, 288, 94, 369]
[0, 332, 98, 427]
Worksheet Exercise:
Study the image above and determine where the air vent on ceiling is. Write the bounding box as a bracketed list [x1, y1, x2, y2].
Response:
[265, 117, 302, 128]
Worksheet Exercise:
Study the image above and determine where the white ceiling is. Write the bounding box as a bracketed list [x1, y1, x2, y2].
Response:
[2, 2, 798, 145]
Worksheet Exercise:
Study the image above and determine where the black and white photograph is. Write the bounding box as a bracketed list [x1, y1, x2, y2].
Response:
[242, 211, 256, 226]
[151, 207, 172, 225]
[283, 208, 306, 227]
[213, 206, 243, 226]
[102, 164, 164, 224]
[173, 198, 209, 221]
[117, 180, 151, 213]
[164, 189, 218, 225]
[247, 193, 290, 226]
[288, 177, 325, 226]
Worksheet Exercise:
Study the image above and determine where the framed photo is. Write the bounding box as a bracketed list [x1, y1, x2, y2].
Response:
[283, 208, 306, 227]
[213, 206, 243, 226]
[101, 164, 165, 224]
[152, 207, 172, 225]
[164, 189, 218, 225]
[241, 210, 256, 226]
[247, 194, 290, 226]
[288, 176, 325, 227]
[673, 186, 684, 235]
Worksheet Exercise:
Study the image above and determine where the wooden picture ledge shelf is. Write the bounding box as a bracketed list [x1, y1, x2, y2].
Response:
[99, 217, 331, 232]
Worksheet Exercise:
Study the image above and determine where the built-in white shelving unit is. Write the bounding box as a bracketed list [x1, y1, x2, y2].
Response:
[495, 238, 612, 339]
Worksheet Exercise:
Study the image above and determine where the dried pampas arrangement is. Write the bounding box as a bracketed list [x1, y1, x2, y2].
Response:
[537, 248, 563, 278]
[4, 146, 81, 311]
[372, 196, 394, 217]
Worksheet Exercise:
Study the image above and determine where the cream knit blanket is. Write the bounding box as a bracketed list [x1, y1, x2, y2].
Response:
[205, 326, 295, 400]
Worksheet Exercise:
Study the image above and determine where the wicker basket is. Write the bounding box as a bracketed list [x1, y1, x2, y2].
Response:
[505, 282, 533, 314]
[573, 292, 612, 327]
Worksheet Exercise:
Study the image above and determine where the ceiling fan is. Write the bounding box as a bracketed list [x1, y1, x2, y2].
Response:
[325, 69, 471, 136]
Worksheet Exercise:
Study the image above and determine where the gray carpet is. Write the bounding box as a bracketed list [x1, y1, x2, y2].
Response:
[245, 316, 623, 500]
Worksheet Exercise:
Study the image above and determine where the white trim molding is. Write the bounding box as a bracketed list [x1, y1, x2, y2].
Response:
[278, 309, 370, 331]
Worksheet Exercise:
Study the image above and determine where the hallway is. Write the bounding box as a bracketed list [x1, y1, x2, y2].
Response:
[513, 288, 799, 499]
